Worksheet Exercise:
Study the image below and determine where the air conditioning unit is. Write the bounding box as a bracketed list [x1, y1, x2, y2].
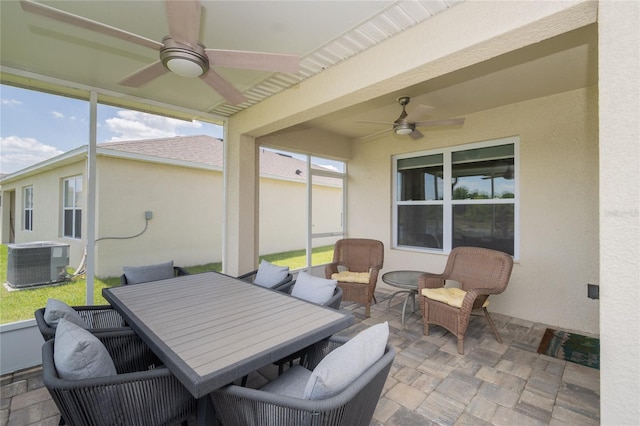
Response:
[6, 242, 70, 289]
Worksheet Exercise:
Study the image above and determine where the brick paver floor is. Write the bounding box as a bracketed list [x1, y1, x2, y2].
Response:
[1, 288, 600, 425]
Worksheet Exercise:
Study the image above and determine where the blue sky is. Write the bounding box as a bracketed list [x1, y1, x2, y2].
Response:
[1, 84, 223, 174]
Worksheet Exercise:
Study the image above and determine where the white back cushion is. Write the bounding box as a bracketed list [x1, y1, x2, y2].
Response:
[43, 298, 89, 329]
[123, 261, 174, 284]
[54, 318, 117, 380]
[253, 260, 289, 288]
[303, 321, 389, 400]
[291, 271, 337, 305]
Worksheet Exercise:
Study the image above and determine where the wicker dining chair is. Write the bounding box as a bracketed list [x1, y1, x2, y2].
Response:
[418, 246, 514, 354]
[325, 238, 384, 317]
[273, 279, 344, 374]
[35, 304, 127, 341]
[211, 336, 395, 426]
[42, 328, 197, 426]
[120, 262, 189, 285]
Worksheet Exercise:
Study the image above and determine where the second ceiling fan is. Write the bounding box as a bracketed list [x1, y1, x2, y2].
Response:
[359, 97, 465, 140]
[20, 0, 300, 105]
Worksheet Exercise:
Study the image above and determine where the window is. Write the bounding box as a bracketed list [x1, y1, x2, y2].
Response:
[393, 137, 518, 257]
[63, 176, 82, 239]
[23, 186, 33, 231]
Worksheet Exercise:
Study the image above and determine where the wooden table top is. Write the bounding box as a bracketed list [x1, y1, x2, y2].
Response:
[103, 272, 353, 398]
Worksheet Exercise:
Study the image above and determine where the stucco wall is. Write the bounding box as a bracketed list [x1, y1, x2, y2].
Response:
[258, 176, 343, 256]
[93, 156, 223, 277]
[348, 86, 599, 334]
[1, 161, 87, 266]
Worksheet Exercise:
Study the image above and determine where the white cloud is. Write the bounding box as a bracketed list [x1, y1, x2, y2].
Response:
[105, 110, 202, 141]
[51, 111, 64, 119]
[1, 98, 22, 106]
[0, 136, 64, 174]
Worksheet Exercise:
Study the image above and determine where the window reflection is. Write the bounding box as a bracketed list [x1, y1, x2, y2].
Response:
[398, 205, 443, 249]
[452, 205, 514, 254]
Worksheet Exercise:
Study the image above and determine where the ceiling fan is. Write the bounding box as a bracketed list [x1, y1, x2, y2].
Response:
[359, 96, 465, 140]
[20, 0, 300, 105]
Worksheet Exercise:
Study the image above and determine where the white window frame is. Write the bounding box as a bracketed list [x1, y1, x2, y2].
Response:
[62, 175, 83, 239]
[392, 136, 519, 259]
[23, 186, 33, 231]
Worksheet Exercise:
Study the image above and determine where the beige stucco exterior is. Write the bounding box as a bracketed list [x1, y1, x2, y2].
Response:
[1, 149, 343, 277]
[222, 2, 638, 424]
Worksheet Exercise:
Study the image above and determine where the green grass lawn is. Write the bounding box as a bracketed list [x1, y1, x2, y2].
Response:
[0, 244, 334, 324]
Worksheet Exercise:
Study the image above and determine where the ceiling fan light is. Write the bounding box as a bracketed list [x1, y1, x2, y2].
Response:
[394, 123, 414, 135]
[166, 57, 206, 78]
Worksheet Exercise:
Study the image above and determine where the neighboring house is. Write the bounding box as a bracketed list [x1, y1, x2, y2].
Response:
[0, 135, 342, 277]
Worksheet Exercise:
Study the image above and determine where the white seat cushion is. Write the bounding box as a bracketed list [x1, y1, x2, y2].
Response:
[331, 271, 370, 284]
[421, 287, 489, 308]
[54, 318, 117, 380]
[303, 321, 389, 400]
[260, 365, 312, 398]
[43, 298, 89, 329]
[291, 271, 337, 305]
[253, 260, 289, 288]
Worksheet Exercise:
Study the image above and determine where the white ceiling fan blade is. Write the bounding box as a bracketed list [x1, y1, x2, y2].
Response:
[409, 129, 424, 140]
[360, 127, 392, 141]
[206, 49, 300, 73]
[201, 69, 247, 105]
[414, 118, 466, 127]
[20, 0, 163, 51]
[405, 104, 434, 123]
[165, 0, 201, 48]
[119, 61, 168, 87]
[356, 120, 394, 126]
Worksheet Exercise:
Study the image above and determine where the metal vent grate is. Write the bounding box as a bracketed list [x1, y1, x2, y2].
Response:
[210, 0, 462, 117]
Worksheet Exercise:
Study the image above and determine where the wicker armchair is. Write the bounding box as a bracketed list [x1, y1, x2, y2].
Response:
[325, 238, 384, 317]
[42, 329, 197, 426]
[35, 304, 127, 341]
[418, 246, 514, 354]
[210, 336, 395, 426]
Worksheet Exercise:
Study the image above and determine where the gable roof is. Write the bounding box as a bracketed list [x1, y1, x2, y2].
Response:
[2, 134, 337, 185]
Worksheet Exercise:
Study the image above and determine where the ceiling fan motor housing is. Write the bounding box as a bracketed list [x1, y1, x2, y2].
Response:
[160, 36, 209, 77]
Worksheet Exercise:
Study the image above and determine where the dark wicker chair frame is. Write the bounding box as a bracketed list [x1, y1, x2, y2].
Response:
[42, 329, 197, 426]
[120, 266, 189, 285]
[35, 305, 127, 341]
[272, 280, 344, 374]
[325, 238, 384, 317]
[237, 268, 293, 290]
[418, 246, 514, 354]
[211, 336, 395, 426]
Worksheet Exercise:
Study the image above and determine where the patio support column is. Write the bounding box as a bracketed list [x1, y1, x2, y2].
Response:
[223, 126, 258, 276]
[598, 1, 640, 424]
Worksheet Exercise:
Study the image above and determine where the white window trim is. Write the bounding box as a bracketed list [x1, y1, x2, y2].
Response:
[62, 175, 83, 239]
[392, 136, 519, 259]
[23, 186, 33, 231]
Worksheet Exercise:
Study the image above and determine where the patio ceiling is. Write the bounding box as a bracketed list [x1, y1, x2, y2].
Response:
[0, 1, 597, 140]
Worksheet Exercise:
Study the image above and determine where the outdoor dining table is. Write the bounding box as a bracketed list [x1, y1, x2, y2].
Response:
[102, 271, 354, 424]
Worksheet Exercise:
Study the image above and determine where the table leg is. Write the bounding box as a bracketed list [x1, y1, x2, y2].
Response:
[197, 395, 217, 426]
[387, 290, 410, 311]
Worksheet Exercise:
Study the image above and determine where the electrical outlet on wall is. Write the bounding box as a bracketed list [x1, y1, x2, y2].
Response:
[587, 283, 599, 299]
[145, 211, 153, 220]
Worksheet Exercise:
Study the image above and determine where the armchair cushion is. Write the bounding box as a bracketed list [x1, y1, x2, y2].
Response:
[330, 270, 371, 284]
[122, 261, 175, 284]
[422, 287, 489, 308]
[303, 321, 389, 400]
[260, 365, 312, 398]
[254, 260, 290, 288]
[54, 318, 117, 380]
[43, 298, 89, 329]
[291, 271, 337, 305]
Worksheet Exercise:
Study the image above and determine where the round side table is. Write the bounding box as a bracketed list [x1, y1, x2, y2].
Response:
[381, 270, 425, 326]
